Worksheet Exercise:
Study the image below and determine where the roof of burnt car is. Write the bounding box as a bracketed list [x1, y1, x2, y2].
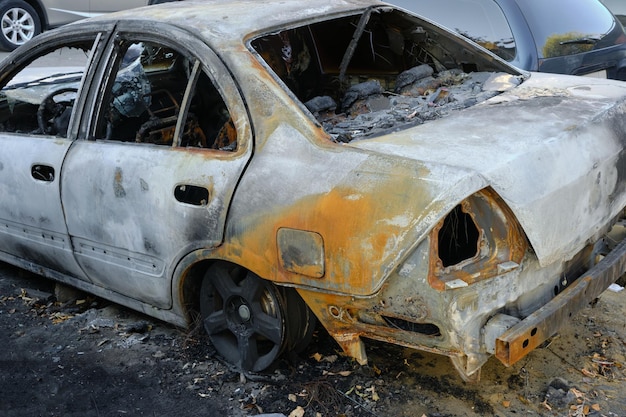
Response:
[93, 0, 384, 45]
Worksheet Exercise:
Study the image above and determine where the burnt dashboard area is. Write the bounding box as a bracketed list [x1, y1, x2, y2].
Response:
[251, 7, 522, 141]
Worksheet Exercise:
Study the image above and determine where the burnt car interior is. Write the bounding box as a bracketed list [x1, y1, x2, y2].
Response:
[0, 38, 236, 151]
[95, 40, 237, 150]
[251, 7, 522, 141]
[0, 40, 93, 138]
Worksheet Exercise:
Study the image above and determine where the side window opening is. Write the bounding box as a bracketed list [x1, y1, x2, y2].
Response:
[0, 40, 95, 137]
[96, 40, 236, 151]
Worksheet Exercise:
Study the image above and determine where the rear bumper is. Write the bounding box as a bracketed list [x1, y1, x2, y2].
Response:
[495, 236, 626, 366]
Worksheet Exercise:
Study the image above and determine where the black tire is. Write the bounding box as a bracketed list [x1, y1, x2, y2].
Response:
[200, 263, 286, 371]
[199, 262, 315, 372]
[0, 0, 41, 51]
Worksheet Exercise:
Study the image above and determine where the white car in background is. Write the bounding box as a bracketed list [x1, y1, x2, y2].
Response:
[0, 0, 177, 50]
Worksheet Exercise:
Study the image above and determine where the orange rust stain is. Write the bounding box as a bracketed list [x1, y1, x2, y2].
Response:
[243, 189, 393, 289]
[218, 170, 435, 295]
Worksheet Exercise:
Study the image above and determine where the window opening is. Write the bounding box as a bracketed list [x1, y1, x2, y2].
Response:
[0, 40, 95, 137]
[251, 9, 521, 142]
[96, 40, 236, 150]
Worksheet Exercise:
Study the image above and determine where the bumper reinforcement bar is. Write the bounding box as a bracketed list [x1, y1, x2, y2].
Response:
[495, 236, 626, 366]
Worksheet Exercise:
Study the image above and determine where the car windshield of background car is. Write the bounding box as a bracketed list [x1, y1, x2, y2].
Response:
[516, 0, 617, 58]
[389, 0, 516, 61]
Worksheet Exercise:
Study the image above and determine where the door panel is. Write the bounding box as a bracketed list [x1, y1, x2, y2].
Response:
[61, 142, 248, 307]
[0, 35, 104, 281]
[0, 136, 86, 278]
[61, 35, 251, 308]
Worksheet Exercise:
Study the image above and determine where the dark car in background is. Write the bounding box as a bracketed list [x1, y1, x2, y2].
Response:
[0, 0, 177, 51]
[387, 0, 626, 80]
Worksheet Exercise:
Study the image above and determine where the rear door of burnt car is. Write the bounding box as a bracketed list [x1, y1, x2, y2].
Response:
[60, 23, 252, 308]
[0, 28, 110, 281]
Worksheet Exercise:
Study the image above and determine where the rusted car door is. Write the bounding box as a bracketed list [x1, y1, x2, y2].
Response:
[60, 27, 252, 308]
[0, 31, 108, 281]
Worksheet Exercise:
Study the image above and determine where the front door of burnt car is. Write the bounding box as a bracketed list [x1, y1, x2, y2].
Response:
[61, 29, 252, 308]
[0, 31, 108, 281]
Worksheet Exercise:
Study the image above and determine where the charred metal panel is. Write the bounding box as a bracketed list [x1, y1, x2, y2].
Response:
[220, 124, 488, 296]
[297, 220, 626, 380]
[352, 76, 626, 267]
[496, 235, 626, 366]
[277, 228, 325, 278]
[61, 140, 250, 308]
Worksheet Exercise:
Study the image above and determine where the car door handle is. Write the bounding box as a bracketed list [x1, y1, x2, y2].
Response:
[174, 184, 209, 206]
[31, 165, 55, 182]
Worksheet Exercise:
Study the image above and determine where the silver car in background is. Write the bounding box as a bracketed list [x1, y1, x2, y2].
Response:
[0, 0, 177, 50]
[602, 0, 626, 24]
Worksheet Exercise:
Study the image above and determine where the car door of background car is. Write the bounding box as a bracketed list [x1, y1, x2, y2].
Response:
[44, 0, 148, 27]
[60, 28, 252, 308]
[89, 0, 149, 14]
[0, 30, 109, 282]
[44, 0, 92, 26]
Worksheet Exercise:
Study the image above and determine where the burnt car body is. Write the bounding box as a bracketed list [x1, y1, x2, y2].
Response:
[0, 0, 625, 381]
[388, 0, 626, 80]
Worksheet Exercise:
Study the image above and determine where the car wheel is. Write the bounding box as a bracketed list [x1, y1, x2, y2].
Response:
[200, 262, 314, 372]
[0, 0, 41, 51]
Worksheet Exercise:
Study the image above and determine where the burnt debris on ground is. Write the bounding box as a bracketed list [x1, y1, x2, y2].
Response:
[2, 263, 626, 417]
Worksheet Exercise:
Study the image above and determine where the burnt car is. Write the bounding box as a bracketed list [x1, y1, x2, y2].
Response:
[0, 0, 625, 382]
[0, 0, 178, 51]
[388, 0, 626, 80]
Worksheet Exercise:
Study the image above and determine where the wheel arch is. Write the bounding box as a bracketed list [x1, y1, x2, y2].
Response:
[174, 256, 217, 327]
[172, 252, 316, 370]
[173, 253, 264, 327]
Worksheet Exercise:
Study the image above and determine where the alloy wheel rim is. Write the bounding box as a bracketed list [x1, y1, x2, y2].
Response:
[1, 8, 35, 45]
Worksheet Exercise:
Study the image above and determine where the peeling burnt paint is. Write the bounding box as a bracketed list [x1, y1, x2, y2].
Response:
[113, 167, 126, 198]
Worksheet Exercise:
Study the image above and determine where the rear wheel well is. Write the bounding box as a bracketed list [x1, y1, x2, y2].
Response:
[180, 259, 215, 326]
[180, 259, 316, 372]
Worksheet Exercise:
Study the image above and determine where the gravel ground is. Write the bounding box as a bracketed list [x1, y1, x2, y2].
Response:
[1, 262, 626, 417]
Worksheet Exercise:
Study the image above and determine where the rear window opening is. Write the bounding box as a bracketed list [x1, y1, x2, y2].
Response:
[251, 7, 522, 141]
